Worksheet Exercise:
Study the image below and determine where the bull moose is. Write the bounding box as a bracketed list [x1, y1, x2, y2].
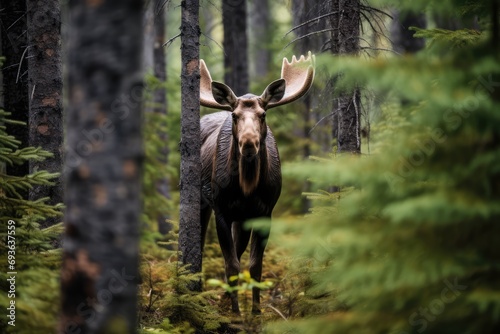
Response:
[199, 52, 315, 314]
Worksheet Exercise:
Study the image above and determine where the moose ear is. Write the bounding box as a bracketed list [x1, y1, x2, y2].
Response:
[200, 59, 235, 111]
[211, 81, 238, 110]
[261, 79, 286, 107]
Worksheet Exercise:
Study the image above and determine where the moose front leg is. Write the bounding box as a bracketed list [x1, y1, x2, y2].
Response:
[249, 227, 270, 314]
[215, 213, 241, 313]
[233, 221, 251, 262]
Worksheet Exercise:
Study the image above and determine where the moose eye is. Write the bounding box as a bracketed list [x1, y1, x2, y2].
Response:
[232, 113, 238, 121]
[261, 112, 266, 119]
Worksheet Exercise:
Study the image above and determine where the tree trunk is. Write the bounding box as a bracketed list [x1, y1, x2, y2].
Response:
[0, 1, 29, 181]
[330, 0, 361, 154]
[179, 0, 202, 289]
[26, 0, 63, 228]
[222, 0, 249, 96]
[144, 0, 171, 235]
[153, 0, 171, 235]
[59, 1, 144, 333]
[390, 10, 427, 54]
[292, 0, 329, 213]
[249, 0, 270, 80]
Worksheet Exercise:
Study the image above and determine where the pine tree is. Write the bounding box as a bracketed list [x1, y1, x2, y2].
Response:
[267, 0, 500, 333]
[0, 108, 62, 334]
[0, 0, 30, 179]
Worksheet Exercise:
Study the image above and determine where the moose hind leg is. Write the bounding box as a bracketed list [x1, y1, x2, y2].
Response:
[249, 228, 270, 314]
[215, 214, 240, 313]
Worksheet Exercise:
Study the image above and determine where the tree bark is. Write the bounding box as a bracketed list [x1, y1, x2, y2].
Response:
[222, 0, 249, 96]
[26, 0, 63, 228]
[60, 0, 144, 333]
[0, 1, 29, 180]
[330, 0, 361, 154]
[179, 0, 202, 289]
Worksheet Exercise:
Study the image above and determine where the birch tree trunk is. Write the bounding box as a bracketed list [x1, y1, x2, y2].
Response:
[60, 0, 144, 332]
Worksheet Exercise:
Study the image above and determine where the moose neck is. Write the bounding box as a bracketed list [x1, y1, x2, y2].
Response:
[236, 141, 267, 197]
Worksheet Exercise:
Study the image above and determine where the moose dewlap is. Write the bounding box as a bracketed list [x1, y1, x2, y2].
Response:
[199, 52, 315, 314]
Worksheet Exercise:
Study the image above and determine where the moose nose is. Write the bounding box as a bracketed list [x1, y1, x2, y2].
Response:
[240, 140, 259, 158]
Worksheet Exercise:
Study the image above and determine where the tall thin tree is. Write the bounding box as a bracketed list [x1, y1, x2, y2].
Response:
[144, 0, 171, 235]
[222, 0, 249, 95]
[249, 0, 271, 80]
[330, 0, 361, 154]
[153, 0, 171, 235]
[59, 0, 144, 333]
[26, 0, 63, 228]
[178, 0, 202, 289]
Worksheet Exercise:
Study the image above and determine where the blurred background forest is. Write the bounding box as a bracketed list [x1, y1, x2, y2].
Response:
[1, 0, 500, 333]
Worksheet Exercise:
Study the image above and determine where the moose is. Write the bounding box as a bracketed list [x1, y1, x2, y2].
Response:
[199, 52, 315, 314]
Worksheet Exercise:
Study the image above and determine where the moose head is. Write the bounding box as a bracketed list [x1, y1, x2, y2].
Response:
[200, 52, 315, 196]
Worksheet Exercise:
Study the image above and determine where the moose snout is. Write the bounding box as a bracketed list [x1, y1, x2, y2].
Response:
[239, 139, 260, 158]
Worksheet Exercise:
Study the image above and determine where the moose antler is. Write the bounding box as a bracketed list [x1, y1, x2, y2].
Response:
[200, 52, 315, 110]
[267, 51, 315, 109]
